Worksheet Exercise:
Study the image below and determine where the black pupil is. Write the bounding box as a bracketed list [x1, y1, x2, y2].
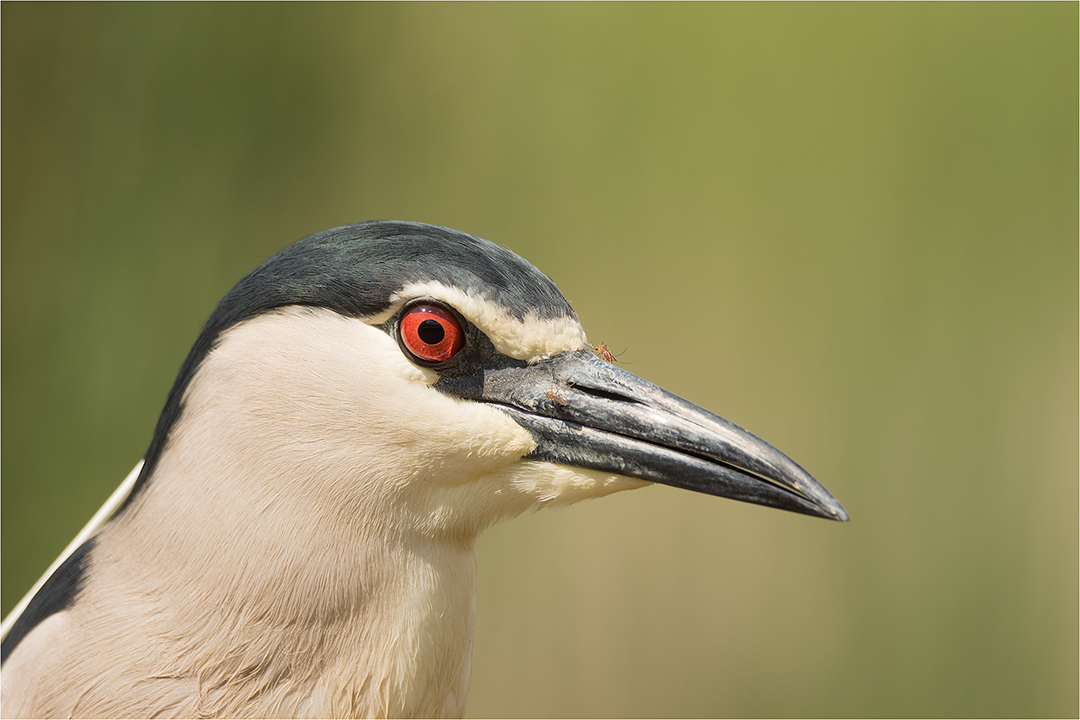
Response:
[417, 318, 445, 345]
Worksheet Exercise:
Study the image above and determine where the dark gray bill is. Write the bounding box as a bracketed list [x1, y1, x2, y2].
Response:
[436, 347, 849, 521]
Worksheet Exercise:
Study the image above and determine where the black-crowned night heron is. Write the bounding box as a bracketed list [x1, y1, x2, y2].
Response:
[1, 221, 847, 718]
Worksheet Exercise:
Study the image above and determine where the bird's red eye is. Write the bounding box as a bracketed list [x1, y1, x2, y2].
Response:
[399, 304, 465, 365]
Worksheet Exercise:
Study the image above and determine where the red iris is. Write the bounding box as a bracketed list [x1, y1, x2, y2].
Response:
[399, 304, 465, 365]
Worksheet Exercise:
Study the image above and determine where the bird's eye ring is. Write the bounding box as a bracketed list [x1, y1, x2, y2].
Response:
[398, 302, 466, 366]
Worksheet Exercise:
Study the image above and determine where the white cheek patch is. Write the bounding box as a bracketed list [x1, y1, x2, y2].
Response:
[384, 282, 589, 363]
[182, 307, 538, 485]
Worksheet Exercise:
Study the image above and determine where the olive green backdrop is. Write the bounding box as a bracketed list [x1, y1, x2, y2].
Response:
[3, 4, 1076, 717]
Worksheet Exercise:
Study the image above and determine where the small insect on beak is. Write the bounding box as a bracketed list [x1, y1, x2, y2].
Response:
[594, 343, 619, 364]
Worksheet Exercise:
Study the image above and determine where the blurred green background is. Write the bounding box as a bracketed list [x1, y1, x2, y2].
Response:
[3, 4, 1076, 717]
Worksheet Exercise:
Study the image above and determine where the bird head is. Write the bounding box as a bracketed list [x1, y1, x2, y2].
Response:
[128, 221, 846, 545]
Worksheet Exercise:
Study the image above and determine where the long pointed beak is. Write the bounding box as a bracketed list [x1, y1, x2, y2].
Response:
[439, 348, 849, 521]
